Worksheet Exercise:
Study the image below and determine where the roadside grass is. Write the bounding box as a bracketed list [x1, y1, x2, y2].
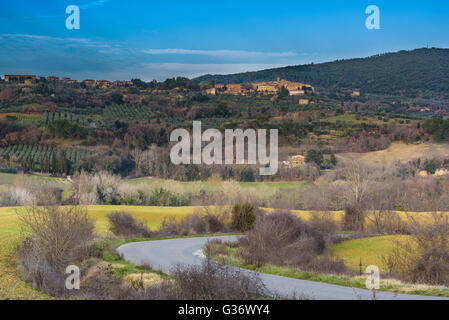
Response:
[208, 239, 449, 298]
[97, 233, 242, 280]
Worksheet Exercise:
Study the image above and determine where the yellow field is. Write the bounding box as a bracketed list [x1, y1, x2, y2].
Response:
[337, 142, 449, 166]
[331, 235, 409, 273]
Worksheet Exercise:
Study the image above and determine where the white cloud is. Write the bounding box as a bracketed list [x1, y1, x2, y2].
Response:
[136, 63, 289, 80]
[143, 49, 297, 59]
[80, 0, 112, 10]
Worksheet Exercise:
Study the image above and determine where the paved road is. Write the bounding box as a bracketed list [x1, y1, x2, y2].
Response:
[117, 236, 447, 300]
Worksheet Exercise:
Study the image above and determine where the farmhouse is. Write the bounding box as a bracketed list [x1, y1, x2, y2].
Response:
[289, 90, 305, 96]
[289, 155, 306, 167]
[83, 79, 96, 86]
[97, 80, 111, 89]
[256, 84, 278, 94]
[225, 84, 242, 95]
[205, 87, 216, 95]
[4, 75, 36, 84]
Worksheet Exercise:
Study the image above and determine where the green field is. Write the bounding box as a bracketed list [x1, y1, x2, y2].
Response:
[331, 235, 410, 273]
[0, 172, 68, 186]
[126, 177, 308, 191]
[326, 114, 417, 125]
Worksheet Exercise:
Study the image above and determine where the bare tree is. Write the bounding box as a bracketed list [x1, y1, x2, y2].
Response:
[130, 148, 145, 176]
[342, 160, 370, 231]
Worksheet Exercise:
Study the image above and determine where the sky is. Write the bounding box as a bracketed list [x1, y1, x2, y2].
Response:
[0, 0, 448, 81]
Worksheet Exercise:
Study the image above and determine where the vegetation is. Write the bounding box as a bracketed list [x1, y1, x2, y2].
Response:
[195, 48, 449, 97]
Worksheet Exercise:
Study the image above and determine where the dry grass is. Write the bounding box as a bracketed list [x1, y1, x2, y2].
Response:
[337, 142, 449, 166]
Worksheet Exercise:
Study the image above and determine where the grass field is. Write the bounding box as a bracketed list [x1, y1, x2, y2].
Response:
[326, 114, 418, 125]
[337, 142, 449, 166]
[331, 235, 410, 273]
[126, 177, 308, 191]
[0, 172, 68, 186]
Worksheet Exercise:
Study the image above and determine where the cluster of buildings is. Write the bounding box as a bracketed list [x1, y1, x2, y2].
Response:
[1, 74, 133, 88]
[281, 154, 306, 168]
[205, 78, 314, 100]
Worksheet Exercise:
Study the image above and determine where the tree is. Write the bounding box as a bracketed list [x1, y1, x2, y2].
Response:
[342, 160, 369, 231]
[130, 148, 145, 176]
[330, 154, 338, 166]
[305, 150, 324, 167]
[231, 203, 256, 231]
[424, 159, 437, 175]
[109, 91, 124, 104]
[278, 86, 289, 99]
[215, 102, 229, 117]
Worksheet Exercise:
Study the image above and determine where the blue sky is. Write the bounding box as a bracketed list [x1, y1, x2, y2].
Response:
[1, 0, 448, 81]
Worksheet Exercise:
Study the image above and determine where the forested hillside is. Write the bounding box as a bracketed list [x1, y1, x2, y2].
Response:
[194, 48, 449, 97]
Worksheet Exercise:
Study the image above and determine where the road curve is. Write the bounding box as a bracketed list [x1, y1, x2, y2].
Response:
[117, 236, 447, 300]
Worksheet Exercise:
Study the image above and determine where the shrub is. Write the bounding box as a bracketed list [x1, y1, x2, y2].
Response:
[156, 207, 230, 237]
[383, 213, 449, 286]
[171, 260, 266, 300]
[231, 203, 256, 231]
[17, 206, 95, 295]
[237, 210, 345, 273]
[343, 204, 366, 231]
[107, 211, 151, 238]
[177, 214, 207, 236]
[366, 210, 411, 234]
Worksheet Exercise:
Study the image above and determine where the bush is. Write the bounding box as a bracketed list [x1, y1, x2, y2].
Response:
[366, 210, 411, 234]
[343, 204, 366, 231]
[171, 260, 266, 300]
[384, 213, 449, 286]
[156, 207, 230, 237]
[231, 203, 256, 231]
[107, 211, 151, 238]
[237, 210, 346, 273]
[17, 206, 95, 295]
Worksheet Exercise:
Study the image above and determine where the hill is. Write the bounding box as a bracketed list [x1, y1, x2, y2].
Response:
[194, 48, 449, 97]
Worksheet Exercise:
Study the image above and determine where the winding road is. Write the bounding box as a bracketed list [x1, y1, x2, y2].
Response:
[117, 236, 447, 300]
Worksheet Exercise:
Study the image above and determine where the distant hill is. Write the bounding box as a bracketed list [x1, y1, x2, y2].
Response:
[194, 48, 449, 96]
